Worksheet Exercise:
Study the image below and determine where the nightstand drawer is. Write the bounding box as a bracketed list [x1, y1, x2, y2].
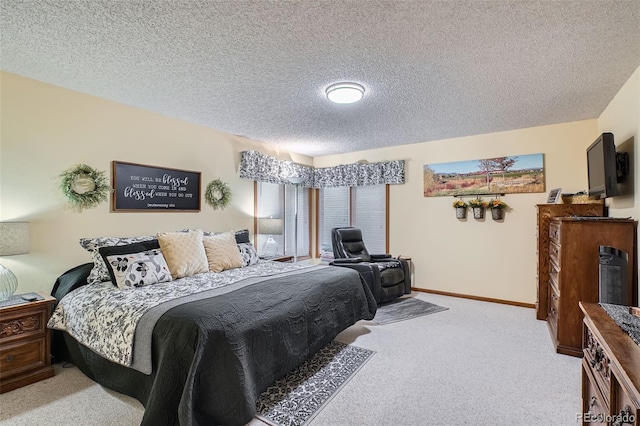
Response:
[0, 338, 47, 378]
[0, 308, 47, 344]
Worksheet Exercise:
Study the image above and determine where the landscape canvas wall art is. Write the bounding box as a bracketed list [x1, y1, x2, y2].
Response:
[423, 153, 545, 197]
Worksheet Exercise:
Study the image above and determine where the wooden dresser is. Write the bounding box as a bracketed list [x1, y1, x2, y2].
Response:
[580, 302, 640, 425]
[536, 203, 604, 320]
[0, 294, 56, 393]
[547, 217, 636, 357]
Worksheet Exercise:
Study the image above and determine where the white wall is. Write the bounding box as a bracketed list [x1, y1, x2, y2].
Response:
[0, 72, 312, 293]
[314, 120, 599, 304]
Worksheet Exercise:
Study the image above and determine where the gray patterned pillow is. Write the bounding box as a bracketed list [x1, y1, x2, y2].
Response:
[104, 249, 172, 289]
[238, 242, 260, 267]
[80, 235, 156, 284]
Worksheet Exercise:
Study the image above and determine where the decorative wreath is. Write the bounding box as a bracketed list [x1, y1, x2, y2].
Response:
[59, 164, 111, 211]
[204, 179, 232, 210]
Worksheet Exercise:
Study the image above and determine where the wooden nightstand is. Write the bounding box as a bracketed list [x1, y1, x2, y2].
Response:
[261, 255, 294, 263]
[0, 293, 56, 393]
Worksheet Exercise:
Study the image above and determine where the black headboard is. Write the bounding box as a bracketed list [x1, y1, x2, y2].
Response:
[50, 263, 94, 304]
[50, 262, 93, 363]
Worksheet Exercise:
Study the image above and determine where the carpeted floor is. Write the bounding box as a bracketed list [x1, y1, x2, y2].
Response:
[0, 294, 582, 425]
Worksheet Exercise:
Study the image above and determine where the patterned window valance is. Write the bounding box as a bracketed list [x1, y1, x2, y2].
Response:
[239, 150, 405, 188]
[239, 150, 314, 187]
[313, 160, 405, 187]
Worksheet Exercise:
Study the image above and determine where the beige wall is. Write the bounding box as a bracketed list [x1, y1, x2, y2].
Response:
[0, 72, 312, 293]
[598, 65, 639, 300]
[314, 120, 599, 304]
[3, 67, 637, 305]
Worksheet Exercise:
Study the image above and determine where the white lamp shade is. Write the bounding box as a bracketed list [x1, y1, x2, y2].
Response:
[258, 218, 283, 235]
[0, 222, 30, 256]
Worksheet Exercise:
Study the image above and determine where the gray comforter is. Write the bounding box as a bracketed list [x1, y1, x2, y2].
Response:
[53, 264, 376, 426]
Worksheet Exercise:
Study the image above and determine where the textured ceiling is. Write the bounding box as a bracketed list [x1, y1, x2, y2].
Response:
[2, 1, 639, 157]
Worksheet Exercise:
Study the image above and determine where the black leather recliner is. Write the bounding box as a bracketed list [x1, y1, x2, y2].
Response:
[330, 227, 411, 304]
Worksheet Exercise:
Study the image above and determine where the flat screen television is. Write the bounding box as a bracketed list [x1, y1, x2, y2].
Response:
[587, 132, 620, 199]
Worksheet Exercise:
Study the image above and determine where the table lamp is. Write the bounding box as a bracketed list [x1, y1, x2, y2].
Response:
[0, 222, 30, 300]
[259, 217, 283, 257]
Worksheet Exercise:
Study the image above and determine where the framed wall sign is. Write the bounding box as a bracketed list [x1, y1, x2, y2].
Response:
[112, 161, 201, 212]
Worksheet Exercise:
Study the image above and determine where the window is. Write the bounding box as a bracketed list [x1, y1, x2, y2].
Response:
[317, 184, 388, 260]
[317, 187, 350, 260]
[255, 182, 310, 258]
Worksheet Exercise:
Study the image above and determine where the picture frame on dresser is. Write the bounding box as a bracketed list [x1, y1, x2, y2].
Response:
[546, 188, 562, 204]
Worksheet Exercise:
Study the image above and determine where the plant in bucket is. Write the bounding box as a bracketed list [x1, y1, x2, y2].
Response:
[468, 197, 487, 219]
[488, 198, 509, 220]
[452, 199, 468, 219]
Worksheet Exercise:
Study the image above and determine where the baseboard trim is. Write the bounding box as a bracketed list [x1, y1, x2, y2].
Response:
[412, 287, 535, 309]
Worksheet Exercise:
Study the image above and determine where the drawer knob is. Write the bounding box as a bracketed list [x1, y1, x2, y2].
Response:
[589, 396, 597, 408]
[6, 354, 14, 362]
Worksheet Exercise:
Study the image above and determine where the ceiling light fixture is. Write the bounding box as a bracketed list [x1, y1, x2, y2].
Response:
[326, 82, 365, 104]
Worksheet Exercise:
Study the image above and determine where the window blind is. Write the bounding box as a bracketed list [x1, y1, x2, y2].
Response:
[317, 187, 350, 260]
[352, 185, 386, 254]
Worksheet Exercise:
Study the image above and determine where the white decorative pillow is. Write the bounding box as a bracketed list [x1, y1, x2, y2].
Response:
[104, 249, 172, 289]
[157, 229, 208, 279]
[238, 242, 260, 267]
[203, 231, 244, 273]
[80, 235, 156, 284]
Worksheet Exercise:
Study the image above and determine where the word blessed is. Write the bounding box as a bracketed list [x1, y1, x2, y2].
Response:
[576, 412, 635, 423]
[124, 174, 192, 201]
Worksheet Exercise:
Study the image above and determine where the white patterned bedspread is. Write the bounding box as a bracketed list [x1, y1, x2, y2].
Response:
[48, 261, 313, 370]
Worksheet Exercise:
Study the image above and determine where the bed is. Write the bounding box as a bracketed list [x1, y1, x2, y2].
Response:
[48, 231, 376, 426]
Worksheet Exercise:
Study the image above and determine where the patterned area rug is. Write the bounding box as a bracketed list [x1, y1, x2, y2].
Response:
[372, 297, 448, 325]
[256, 341, 375, 426]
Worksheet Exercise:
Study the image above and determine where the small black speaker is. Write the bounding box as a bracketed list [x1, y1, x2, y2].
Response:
[598, 246, 628, 305]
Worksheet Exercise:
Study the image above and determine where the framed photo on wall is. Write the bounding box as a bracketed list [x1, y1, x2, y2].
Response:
[423, 153, 545, 197]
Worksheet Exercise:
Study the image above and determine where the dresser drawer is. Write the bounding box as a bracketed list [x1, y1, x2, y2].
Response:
[0, 338, 48, 379]
[549, 259, 560, 294]
[612, 379, 639, 426]
[547, 288, 559, 338]
[549, 241, 561, 267]
[549, 221, 561, 243]
[584, 328, 610, 398]
[548, 285, 559, 317]
[583, 364, 609, 424]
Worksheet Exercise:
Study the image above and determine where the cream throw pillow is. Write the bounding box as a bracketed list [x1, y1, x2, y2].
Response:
[203, 231, 244, 272]
[157, 229, 208, 279]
